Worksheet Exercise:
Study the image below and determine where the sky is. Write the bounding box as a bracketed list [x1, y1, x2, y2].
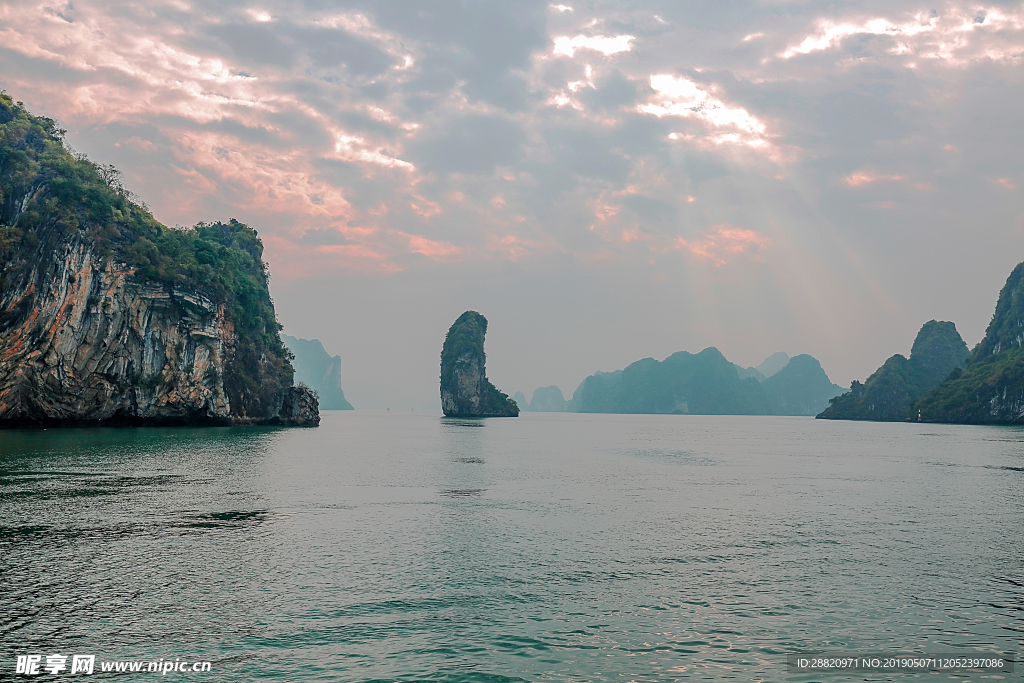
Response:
[2, 0, 1023, 409]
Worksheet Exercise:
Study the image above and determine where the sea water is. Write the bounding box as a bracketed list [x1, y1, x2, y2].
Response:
[1, 412, 1021, 681]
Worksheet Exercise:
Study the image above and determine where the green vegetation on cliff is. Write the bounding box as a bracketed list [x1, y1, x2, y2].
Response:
[915, 348, 1024, 422]
[0, 93, 297, 420]
[818, 320, 968, 421]
[970, 261, 1024, 359]
[1, 94, 156, 263]
[916, 263, 1024, 423]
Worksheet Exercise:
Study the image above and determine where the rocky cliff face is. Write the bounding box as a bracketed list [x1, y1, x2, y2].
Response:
[818, 320, 968, 422]
[0, 241, 317, 426]
[440, 311, 518, 417]
[917, 265, 1024, 423]
[0, 95, 317, 427]
[909, 320, 971, 386]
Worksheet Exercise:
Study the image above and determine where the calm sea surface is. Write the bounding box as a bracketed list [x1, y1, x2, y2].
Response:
[1, 412, 1021, 681]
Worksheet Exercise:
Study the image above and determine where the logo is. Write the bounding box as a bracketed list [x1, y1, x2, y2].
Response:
[14, 654, 210, 675]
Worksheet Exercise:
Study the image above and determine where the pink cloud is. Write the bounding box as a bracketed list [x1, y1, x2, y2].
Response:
[667, 226, 771, 267]
[404, 234, 464, 260]
[4, 0, 1004, 289]
[843, 171, 907, 187]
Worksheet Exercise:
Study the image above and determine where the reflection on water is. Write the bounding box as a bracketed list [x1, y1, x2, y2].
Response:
[1, 413, 1022, 682]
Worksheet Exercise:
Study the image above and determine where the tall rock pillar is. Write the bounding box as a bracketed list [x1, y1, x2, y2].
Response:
[440, 311, 519, 417]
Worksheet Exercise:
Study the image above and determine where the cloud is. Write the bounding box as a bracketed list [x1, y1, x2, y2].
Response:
[779, 5, 1024, 65]
[844, 171, 907, 186]
[641, 75, 766, 135]
[780, 15, 937, 60]
[552, 34, 635, 57]
[638, 74, 778, 156]
[0, 0, 1017, 287]
[667, 226, 771, 267]
[543, 126, 630, 182]
[620, 194, 676, 223]
[299, 228, 353, 246]
[410, 114, 526, 174]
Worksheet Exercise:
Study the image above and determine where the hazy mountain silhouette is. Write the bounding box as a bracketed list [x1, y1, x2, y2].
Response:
[570, 348, 842, 415]
[281, 335, 354, 410]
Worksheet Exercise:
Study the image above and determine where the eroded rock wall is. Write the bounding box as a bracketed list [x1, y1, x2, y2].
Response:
[441, 348, 486, 415]
[0, 215, 317, 426]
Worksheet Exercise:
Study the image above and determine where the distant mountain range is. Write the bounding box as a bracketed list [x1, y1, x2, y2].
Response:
[520, 257, 1024, 424]
[280, 335, 354, 410]
[519, 350, 844, 416]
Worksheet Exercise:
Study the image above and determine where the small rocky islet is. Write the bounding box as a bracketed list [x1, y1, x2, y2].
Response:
[439, 311, 519, 417]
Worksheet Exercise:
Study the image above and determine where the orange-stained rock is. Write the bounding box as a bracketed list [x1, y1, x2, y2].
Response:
[0, 222, 317, 427]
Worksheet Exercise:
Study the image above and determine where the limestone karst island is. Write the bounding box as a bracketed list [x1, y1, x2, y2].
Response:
[914, 261, 1024, 423]
[817, 259, 1024, 424]
[817, 320, 968, 422]
[440, 311, 519, 417]
[0, 95, 318, 427]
